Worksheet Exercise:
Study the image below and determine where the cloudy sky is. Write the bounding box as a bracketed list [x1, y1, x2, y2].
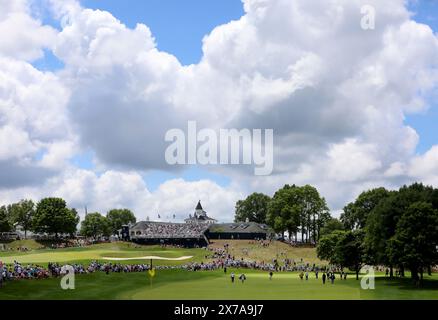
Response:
[0, 0, 437, 222]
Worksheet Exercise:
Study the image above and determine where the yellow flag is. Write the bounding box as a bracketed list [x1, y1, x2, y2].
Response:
[148, 268, 156, 278]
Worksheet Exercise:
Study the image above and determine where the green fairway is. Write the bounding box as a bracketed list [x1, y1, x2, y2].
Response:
[0, 269, 437, 300]
[0, 242, 207, 266]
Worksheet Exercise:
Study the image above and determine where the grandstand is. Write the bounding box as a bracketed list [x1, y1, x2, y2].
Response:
[206, 222, 274, 240]
[127, 201, 273, 247]
[129, 221, 210, 247]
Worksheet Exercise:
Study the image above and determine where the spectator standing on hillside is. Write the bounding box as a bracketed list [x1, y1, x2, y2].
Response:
[322, 273, 326, 284]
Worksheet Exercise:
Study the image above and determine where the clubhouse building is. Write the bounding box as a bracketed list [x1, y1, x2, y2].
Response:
[126, 201, 273, 246]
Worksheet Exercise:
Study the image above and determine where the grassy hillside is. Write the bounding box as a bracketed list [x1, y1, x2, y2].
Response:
[209, 240, 322, 265]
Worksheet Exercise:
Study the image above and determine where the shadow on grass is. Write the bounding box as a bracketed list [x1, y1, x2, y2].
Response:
[374, 276, 438, 291]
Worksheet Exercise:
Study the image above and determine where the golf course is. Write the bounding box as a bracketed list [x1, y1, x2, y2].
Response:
[1, 240, 437, 300]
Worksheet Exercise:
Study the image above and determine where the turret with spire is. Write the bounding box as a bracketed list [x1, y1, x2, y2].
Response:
[184, 200, 217, 224]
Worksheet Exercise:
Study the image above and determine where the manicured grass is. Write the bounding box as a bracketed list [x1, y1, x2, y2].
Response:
[0, 242, 208, 266]
[0, 269, 437, 300]
[1, 241, 437, 300]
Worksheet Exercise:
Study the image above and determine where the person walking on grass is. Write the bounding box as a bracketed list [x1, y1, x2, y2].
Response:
[269, 271, 273, 280]
[322, 273, 326, 284]
[231, 272, 235, 283]
[239, 274, 246, 283]
[0, 261, 3, 288]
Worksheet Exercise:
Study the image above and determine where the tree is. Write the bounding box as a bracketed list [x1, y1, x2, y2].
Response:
[341, 187, 389, 230]
[267, 184, 330, 242]
[81, 213, 111, 239]
[388, 202, 438, 284]
[316, 230, 345, 264]
[364, 191, 401, 277]
[0, 206, 12, 233]
[336, 230, 365, 280]
[106, 209, 136, 235]
[234, 193, 271, 223]
[364, 183, 438, 278]
[320, 218, 344, 237]
[300, 185, 330, 243]
[9, 199, 35, 239]
[267, 185, 301, 240]
[33, 198, 79, 237]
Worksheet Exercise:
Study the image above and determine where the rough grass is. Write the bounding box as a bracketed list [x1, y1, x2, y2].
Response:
[208, 240, 323, 264]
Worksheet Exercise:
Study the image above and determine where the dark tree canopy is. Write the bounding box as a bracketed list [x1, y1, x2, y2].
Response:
[81, 212, 111, 238]
[0, 205, 12, 233]
[267, 184, 330, 242]
[316, 230, 345, 264]
[388, 201, 438, 283]
[33, 198, 79, 237]
[106, 209, 136, 235]
[341, 187, 390, 230]
[8, 199, 35, 239]
[320, 218, 344, 237]
[234, 192, 271, 223]
[336, 230, 365, 280]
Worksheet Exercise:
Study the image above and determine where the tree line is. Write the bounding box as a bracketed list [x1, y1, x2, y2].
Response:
[234, 182, 438, 285]
[234, 184, 331, 243]
[0, 198, 136, 239]
[317, 183, 438, 284]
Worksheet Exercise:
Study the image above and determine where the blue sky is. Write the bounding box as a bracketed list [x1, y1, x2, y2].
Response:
[81, 0, 245, 65]
[32, 0, 438, 189]
[405, 0, 438, 154]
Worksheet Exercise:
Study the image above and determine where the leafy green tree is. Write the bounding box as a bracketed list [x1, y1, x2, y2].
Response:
[388, 202, 438, 283]
[365, 183, 438, 278]
[336, 230, 365, 280]
[320, 218, 344, 237]
[0, 206, 12, 233]
[316, 230, 345, 264]
[267, 184, 330, 242]
[106, 209, 136, 235]
[341, 187, 389, 230]
[267, 185, 301, 239]
[8, 199, 35, 239]
[364, 191, 401, 276]
[33, 198, 79, 237]
[234, 193, 271, 223]
[301, 185, 330, 242]
[81, 213, 111, 239]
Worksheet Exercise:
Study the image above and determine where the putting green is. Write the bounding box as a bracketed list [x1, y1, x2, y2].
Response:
[0, 243, 206, 265]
